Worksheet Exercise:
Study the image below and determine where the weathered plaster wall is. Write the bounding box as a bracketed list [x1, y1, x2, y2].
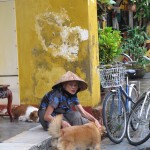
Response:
[15, 0, 100, 106]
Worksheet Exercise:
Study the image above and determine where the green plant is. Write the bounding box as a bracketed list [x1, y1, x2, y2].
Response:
[98, 27, 122, 64]
[121, 26, 149, 68]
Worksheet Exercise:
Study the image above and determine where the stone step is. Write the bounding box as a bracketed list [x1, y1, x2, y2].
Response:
[1, 125, 52, 150]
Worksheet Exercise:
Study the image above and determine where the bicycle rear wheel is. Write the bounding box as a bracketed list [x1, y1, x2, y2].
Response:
[103, 90, 127, 144]
[126, 95, 150, 145]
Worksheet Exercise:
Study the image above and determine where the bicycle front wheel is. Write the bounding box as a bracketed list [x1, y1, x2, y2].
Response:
[126, 95, 150, 145]
[128, 84, 139, 113]
[129, 84, 139, 104]
[103, 90, 127, 144]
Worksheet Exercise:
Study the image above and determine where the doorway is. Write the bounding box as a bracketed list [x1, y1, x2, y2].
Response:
[0, 0, 20, 105]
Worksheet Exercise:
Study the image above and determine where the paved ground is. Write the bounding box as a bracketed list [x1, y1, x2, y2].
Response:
[0, 117, 39, 142]
[0, 72, 150, 149]
[101, 138, 150, 150]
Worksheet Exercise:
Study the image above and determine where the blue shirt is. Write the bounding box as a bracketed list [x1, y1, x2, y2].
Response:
[39, 89, 80, 116]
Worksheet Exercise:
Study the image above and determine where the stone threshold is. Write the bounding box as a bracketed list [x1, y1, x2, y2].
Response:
[0, 125, 53, 150]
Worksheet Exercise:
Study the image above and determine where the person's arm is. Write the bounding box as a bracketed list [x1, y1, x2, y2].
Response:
[44, 105, 54, 122]
[44, 105, 71, 128]
[75, 104, 101, 128]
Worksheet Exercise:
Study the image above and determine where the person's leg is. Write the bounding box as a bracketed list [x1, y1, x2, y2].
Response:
[64, 111, 89, 126]
[38, 109, 49, 131]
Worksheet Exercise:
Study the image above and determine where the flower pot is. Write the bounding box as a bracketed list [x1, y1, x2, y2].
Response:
[128, 68, 146, 79]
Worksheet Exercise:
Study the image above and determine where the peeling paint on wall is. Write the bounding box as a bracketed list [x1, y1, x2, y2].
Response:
[15, 0, 100, 106]
[35, 9, 88, 62]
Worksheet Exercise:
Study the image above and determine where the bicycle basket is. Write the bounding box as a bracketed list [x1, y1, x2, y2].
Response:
[100, 66, 125, 88]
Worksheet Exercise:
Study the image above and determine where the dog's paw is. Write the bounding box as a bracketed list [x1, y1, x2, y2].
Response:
[18, 116, 27, 122]
[26, 119, 33, 122]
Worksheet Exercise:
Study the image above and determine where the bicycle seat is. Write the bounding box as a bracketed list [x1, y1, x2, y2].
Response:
[126, 69, 136, 75]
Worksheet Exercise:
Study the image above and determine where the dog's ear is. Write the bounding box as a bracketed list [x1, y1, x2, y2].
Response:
[29, 112, 34, 121]
[29, 111, 38, 121]
[30, 112, 34, 118]
[11, 105, 18, 113]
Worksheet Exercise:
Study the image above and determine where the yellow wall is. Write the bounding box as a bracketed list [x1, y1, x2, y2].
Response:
[15, 0, 100, 107]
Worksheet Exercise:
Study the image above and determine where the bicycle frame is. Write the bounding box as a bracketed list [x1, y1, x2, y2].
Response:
[110, 75, 135, 116]
[111, 86, 132, 116]
[125, 74, 130, 112]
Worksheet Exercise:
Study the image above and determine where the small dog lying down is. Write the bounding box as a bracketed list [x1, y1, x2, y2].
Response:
[12, 105, 39, 122]
[48, 114, 105, 150]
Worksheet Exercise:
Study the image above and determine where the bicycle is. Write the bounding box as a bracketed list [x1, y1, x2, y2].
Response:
[98, 61, 139, 144]
[126, 56, 150, 145]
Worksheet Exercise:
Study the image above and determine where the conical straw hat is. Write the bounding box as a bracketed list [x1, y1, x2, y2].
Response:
[52, 71, 88, 92]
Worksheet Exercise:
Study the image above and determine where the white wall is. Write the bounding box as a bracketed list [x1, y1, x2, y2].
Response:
[0, 0, 20, 105]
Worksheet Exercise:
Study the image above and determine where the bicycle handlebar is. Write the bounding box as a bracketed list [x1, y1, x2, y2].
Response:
[98, 53, 150, 69]
[98, 60, 136, 69]
[143, 55, 150, 61]
[121, 53, 137, 65]
[122, 52, 150, 62]
[121, 53, 133, 61]
[98, 62, 125, 69]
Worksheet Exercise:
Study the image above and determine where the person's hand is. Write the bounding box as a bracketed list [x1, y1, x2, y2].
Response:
[61, 120, 71, 128]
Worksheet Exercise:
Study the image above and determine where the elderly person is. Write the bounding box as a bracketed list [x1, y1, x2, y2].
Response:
[38, 71, 101, 131]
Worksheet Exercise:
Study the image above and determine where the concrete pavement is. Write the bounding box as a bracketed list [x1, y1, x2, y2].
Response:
[0, 122, 149, 150]
[101, 137, 150, 150]
[0, 124, 51, 150]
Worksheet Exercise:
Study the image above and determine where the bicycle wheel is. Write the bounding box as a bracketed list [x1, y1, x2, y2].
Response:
[129, 84, 139, 103]
[126, 95, 150, 145]
[103, 90, 127, 144]
[128, 84, 139, 113]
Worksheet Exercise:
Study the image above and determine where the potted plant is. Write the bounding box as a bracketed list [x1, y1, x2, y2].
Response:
[98, 26, 122, 64]
[98, 27, 122, 96]
[121, 26, 149, 78]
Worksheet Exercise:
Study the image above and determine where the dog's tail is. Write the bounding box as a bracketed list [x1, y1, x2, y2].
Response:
[48, 114, 63, 138]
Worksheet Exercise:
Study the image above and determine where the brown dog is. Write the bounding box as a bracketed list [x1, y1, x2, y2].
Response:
[12, 105, 39, 122]
[48, 114, 105, 150]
